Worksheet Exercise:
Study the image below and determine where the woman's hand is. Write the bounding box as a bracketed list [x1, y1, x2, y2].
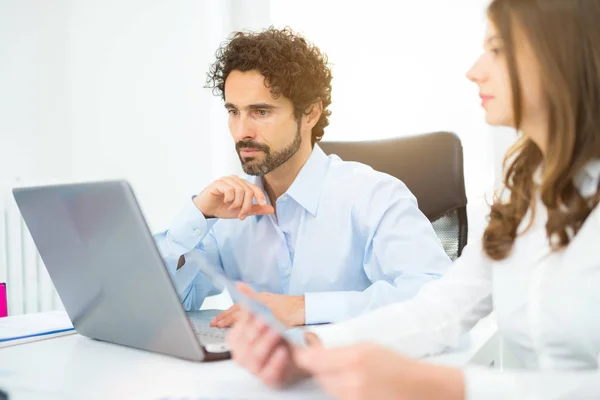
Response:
[295, 343, 465, 400]
[226, 285, 311, 387]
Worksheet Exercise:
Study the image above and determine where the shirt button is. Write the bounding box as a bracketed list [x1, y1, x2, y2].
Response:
[284, 269, 291, 276]
[193, 229, 202, 236]
[281, 195, 288, 201]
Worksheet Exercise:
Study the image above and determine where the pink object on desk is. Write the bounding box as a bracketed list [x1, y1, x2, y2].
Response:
[0, 283, 7, 317]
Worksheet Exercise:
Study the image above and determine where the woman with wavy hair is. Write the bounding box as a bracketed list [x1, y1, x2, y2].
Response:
[227, 0, 600, 398]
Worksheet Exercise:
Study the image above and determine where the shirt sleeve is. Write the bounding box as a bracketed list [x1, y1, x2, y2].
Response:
[154, 198, 224, 311]
[311, 239, 494, 359]
[464, 367, 600, 400]
[304, 177, 453, 325]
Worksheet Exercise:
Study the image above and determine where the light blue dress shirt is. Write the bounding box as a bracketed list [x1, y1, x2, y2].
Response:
[154, 145, 451, 324]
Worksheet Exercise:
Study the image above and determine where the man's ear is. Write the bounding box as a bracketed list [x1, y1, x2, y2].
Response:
[304, 100, 323, 130]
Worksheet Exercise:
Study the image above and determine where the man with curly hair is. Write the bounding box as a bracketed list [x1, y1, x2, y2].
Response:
[154, 27, 450, 328]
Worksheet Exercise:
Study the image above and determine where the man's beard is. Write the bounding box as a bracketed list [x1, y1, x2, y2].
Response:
[236, 124, 302, 176]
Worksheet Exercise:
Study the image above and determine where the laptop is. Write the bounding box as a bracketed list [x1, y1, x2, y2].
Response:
[13, 180, 230, 361]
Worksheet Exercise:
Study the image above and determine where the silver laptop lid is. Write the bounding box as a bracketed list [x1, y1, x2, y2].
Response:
[13, 180, 206, 361]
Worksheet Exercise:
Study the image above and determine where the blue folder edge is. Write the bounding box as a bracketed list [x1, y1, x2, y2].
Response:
[0, 327, 76, 343]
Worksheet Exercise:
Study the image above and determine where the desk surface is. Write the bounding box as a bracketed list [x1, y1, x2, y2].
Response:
[0, 313, 498, 400]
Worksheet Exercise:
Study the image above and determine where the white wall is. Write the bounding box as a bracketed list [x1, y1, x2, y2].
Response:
[270, 0, 507, 241]
[0, 0, 273, 230]
[2, 0, 502, 226]
[1, 0, 272, 312]
[270, 0, 494, 198]
[69, 0, 271, 231]
[0, 0, 73, 192]
[69, 0, 271, 310]
[0, 1, 73, 312]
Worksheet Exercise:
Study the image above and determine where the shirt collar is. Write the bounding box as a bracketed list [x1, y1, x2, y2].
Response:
[246, 145, 330, 217]
[534, 159, 600, 195]
[578, 159, 600, 197]
[285, 145, 330, 216]
[581, 159, 600, 182]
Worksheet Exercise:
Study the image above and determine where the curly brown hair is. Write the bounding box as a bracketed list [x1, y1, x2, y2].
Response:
[483, 0, 600, 261]
[205, 27, 333, 146]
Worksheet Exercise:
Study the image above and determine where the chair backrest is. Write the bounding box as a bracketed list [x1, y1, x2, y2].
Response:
[319, 132, 468, 260]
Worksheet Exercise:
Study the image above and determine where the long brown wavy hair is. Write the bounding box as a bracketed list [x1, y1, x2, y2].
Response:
[483, 0, 600, 260]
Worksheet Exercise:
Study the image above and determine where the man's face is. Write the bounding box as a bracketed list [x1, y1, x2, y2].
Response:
[224, 70, 302, 176]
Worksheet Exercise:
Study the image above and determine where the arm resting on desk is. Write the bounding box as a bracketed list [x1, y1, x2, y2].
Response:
[311, 241, 494, 359]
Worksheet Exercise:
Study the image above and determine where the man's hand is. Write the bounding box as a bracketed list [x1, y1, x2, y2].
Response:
[210, 283, 306, 328]
[193, 175, 274, 220]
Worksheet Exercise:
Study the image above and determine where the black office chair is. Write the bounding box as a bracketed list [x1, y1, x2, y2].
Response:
[319, 132, 468, 260]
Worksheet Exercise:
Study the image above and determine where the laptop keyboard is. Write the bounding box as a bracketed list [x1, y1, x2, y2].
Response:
[189, 318, 228, 343]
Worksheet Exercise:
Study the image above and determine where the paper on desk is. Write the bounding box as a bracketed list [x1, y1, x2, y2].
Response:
[0, 310, 75, 348]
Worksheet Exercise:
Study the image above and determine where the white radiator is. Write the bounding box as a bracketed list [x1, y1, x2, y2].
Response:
[0, 190, 63, 316]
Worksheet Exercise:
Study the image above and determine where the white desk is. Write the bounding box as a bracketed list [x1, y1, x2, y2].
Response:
[0, 313, 498, 400]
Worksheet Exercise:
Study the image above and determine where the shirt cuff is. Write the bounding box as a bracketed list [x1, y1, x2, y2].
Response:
[168, 197, 218, 251]
[308, 321, 360, 349]
[172, 261, 200, 300]
[304, 291, 362, 325]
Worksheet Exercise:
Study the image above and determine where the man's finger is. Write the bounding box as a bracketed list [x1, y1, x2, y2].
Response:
[237, 180, 271, 218]
[222, 177, 245, 211]
[248, 204, 275, 216]
[230, 176, 267, 206]
[221, 177, 244, 210]
[247, 182, 268, 206]
[239, 188, 254, 220]
[216, 309, 241, 327]
[210, 304, 239, 327]
[215, 304, 239, 320]
[214, 183, 235, 204]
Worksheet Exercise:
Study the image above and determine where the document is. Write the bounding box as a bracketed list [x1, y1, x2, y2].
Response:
[0, 310, 75, 348]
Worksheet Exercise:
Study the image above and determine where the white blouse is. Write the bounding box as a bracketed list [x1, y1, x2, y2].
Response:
[314, 161, 600, 400]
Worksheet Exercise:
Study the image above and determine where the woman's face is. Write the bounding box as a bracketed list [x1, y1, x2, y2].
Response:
[467, 20, 547, 150]
[466, 22, 513, 127]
